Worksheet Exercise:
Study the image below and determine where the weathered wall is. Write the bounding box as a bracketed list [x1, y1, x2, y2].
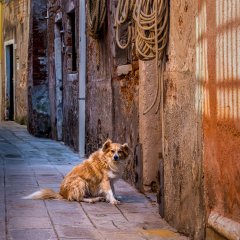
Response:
[47, 0, 59, 141]
[1, 0, 29, 124]
[139, 60, 162, 192]
[86, 0, 139, 183]
[85, 2, 113, 154]
[163, 0, 205, 238]
[112, 69, 139, 184]
[48, 0, 79, 150]
[197, 0, 240, 230]
[85, 0, 165, 191]
[28, 0, 51, 136]
[85, 0, 116, 154]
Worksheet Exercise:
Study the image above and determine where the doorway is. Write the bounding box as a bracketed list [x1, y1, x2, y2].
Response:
[5, 44, 14, 121]
[54, 21, 64, 140]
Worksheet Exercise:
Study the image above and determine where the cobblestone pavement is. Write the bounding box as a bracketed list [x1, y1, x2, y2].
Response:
[0, 121, 188, 240]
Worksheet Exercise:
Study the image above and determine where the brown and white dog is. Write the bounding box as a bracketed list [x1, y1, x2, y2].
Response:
[23, 139, 129, 204]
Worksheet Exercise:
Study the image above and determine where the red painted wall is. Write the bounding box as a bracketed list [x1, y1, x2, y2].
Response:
[198, 0, 240, 222]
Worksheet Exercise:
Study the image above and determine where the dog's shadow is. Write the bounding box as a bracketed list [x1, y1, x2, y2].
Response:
[117, 194, 149, 204]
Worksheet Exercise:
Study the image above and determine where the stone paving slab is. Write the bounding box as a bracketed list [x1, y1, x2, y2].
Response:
[8, 229, 58, 240]
[0, 121, 189, 240]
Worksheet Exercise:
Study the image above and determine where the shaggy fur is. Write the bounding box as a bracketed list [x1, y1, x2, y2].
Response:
[23, 139, 129, 204]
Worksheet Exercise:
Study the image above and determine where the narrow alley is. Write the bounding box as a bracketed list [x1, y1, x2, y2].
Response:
[0, 122, 187, 240]
[1, 0, 240, 239]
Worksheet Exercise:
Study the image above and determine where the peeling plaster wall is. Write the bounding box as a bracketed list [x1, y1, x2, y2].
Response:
[1, 0, 30, 123]
[112, 69, 139, 184]
[163, 1, 205, 238]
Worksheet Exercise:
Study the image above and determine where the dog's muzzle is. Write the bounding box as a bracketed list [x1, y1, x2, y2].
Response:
[113, 154, 119, 161]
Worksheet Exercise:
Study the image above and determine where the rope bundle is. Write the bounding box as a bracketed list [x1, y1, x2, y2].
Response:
[115, 0, 135, 49]
[134, 0, 168, 115]
[133, 0, 169, 61]
[115, 0, 169, 114]
[87, 0, 107, 69]
[87, 0, 106, 39]
[115, 0, 169, 160]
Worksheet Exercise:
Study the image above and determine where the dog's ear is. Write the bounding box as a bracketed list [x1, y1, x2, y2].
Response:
[121, 143, 129, 158]
[102, 139, 112, 152]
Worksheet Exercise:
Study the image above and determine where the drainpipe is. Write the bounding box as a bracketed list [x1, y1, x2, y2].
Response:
[78, 0, 86, 158]
[0, 2, 2, 121]
[208, 211, 240, 240]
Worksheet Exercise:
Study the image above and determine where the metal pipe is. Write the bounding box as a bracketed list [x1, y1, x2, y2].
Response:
[208, 211, 240, 240]
[78, 0, 86, 157]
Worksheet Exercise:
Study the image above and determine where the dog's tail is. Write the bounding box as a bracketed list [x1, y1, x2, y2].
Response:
[23, 189, 63, 200]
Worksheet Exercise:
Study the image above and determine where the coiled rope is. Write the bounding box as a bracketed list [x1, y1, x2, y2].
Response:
[115, 0, 168, 114]
[134, 0, 168, 115]
[133, 0, 168, 61]
[87, 0, 106, 39]
[87, 0, 107, 69]
[115, 0, 169, 159]
[115, 0, 135, 49]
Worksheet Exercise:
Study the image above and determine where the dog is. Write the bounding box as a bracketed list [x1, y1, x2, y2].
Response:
[23, 139, 129, 204]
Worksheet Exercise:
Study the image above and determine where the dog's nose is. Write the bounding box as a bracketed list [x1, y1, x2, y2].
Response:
[114, 154, 119, 161]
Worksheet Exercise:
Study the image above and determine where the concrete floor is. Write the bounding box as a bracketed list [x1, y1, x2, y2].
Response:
[0, 121, 188, 240]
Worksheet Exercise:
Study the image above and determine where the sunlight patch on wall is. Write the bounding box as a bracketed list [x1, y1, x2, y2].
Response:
[216, 0, 240, 120]
[216, 0, 238, 27]
[196, 1, 209, 117]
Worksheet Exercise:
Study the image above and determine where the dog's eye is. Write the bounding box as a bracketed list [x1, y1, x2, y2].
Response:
[111, 150, 115, 153]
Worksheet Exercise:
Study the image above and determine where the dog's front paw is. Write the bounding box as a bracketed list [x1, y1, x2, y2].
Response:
[110, 199, 121, 205]
[99, 197, 106, 202]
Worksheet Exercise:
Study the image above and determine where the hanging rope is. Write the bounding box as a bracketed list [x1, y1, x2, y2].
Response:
[115, 0, 169, 114]
[133, 0, 168, 61]
[133, 0, 168, 114]
[134, 0, 168, 161]
[115, 0, 169, 159]
[87, 0, 106, 39]
[115, 0, 135, 49]
[87, 0, 107, 69]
